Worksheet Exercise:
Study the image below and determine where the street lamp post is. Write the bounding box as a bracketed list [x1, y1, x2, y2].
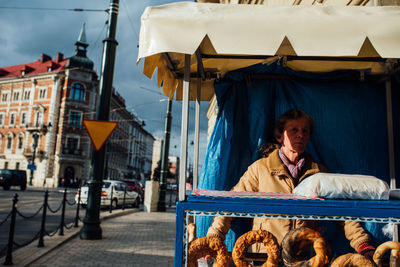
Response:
[158, 98, 172, 212]
[80, 0, 119, 240]
[29, 133, 39, 186]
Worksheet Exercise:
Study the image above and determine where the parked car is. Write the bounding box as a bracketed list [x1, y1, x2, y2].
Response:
[76, 180, 140, 209]
[121, 179, 145, 203]
[0, 169, 27, 190]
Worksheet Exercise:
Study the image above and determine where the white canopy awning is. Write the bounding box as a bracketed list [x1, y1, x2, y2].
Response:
[137, 1, 400, 100]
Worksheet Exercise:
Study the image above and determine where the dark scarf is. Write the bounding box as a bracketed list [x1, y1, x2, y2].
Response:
[278, 147, 305, 180]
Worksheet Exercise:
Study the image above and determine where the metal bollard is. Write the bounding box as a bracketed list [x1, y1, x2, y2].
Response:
[38, 191, 49, 247]
[122, 186, 127, 210]
[74, 187, 81, 227]
[109, 185, 114, 213]
[58, 189, 67, 236]
[169, 188, 173, 208]
[4, 194, 18, 265]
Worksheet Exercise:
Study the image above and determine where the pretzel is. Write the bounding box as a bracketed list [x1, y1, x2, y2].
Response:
[188, 223, 197, 243]
[373, 241, 400, 267]
[281, 227, 330, 267]
[330, 253, 375, 267]
[187, 236, 231, 267]
[232, 230, 280, 267]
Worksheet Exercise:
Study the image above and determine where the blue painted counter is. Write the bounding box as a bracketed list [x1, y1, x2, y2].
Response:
[174, 195, 400, 266]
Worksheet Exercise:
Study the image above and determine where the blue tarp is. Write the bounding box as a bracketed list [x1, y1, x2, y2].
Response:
[196, 62, 400, 254]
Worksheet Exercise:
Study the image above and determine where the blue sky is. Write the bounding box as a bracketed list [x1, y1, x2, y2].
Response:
[0, 0, 209, 166]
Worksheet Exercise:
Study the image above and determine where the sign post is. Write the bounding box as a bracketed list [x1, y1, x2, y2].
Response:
[80, 0, 119, 240]
[83, 120, 118, 151]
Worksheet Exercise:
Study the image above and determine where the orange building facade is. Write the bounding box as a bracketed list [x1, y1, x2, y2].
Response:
[0, 27, 98, 187]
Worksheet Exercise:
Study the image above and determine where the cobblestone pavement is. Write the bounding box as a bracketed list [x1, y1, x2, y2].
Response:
[29, 210, 176, 267]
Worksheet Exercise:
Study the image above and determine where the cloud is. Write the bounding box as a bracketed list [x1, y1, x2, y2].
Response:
[0, 0, 210, 166]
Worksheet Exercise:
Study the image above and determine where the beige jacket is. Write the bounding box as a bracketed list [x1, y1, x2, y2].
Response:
[207, 149, 371, 252]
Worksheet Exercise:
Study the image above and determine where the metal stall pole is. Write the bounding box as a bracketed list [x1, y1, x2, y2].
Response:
[193, 50, 204, 192]
[193, 84, 200, 192]
[179, 54, 191, 202]
[385, 60, 398, 241]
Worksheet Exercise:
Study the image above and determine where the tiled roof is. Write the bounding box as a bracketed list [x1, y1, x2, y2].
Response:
[0, 54, 68, 79]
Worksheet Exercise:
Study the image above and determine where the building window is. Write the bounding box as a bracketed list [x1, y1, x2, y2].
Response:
[35, 111, 43, 126]
[66, 137, 79, 151]
[21, 112, 26, 125]
[10, 113, 16, 126]
[1, 93, 8, 102]
[15, 162, 20, 170]
[4, 162, 8, 169]
[0, 113, 4, 126]
[69, 111, 82, 126]
[39, 88, 47, 99]
[13, 92, 19, 101]
[6, 136, 12, 150]
[24, 91, 30, 100]
[70, 83, 85, 101]
[18, 136, 24, 150]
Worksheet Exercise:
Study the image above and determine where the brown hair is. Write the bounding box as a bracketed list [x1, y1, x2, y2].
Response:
[260, 109, 314, 157]
[274, 109, 314, 140]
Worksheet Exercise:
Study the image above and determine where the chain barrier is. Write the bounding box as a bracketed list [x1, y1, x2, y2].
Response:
[47, 201, 63, 213]
[65, 199, 77, 206]
[12, 231, 41, 248]
[64, 222, 75, 230]
[3, 189, 83, 263]
[38, 190, 49, 248]
[16, 205, 43, 219]
[45, 227, 60, 237]
[4, 194, 18, 265]
[0, 211, 12, 227]
[58, 189, 67, 236]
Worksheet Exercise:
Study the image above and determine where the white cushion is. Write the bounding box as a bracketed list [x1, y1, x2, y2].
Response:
[293, 173, 389, 200]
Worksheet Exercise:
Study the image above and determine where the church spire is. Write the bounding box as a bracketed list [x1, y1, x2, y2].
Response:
[77, 22, 88, 47]
[75, 23, 89, 57]
[66, 23, 94, 70]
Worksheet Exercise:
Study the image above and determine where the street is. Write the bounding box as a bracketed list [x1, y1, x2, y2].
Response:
[0, 186, 171, 258]
[0, 187, 79, 257]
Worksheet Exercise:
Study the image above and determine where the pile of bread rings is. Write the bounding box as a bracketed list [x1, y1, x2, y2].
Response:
[187, 224, 400, 267]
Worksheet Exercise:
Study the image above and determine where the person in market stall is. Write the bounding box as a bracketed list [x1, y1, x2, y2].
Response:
[204, 109, 375, 262]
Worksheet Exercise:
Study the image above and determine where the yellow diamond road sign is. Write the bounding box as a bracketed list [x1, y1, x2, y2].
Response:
[83, 120, 118, 151]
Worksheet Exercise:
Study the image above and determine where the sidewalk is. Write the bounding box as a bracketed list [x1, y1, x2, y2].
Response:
[3, 207, 176, 267]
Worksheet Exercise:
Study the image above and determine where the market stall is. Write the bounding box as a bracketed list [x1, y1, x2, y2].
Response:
[137, 2, 400, 266]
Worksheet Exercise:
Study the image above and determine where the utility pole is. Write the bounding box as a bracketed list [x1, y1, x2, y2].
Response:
[80, 0, 119, 240]
[157, 98, 172, 211]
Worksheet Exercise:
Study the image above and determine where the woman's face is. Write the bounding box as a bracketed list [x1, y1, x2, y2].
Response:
[277, 117, 311, 154]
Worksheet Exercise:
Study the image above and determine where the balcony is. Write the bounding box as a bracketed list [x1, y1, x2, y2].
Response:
[62, 147, 84, 156]
[23, 148, 33, 157]
[23, 148, 46, 159]
[25, 123, 48, 134]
